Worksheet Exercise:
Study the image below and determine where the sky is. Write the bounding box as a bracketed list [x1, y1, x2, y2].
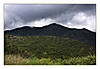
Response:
[4, 4, 96, 32]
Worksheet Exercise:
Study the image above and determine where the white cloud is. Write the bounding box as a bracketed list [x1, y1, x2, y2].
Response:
[72, 12, 86, 22]
[4, 13, 25, 30]
[58, 12, 96, 32]
[26, 18, 56, 27]
[86, 15, 96, 31]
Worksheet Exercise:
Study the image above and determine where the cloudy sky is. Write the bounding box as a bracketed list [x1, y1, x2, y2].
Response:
[4, 4, 96, 32]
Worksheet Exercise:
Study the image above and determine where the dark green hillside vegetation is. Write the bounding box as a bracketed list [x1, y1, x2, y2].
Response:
[4, 34, 96, 60]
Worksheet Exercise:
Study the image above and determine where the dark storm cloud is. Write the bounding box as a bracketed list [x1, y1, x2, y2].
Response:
[55, 4, 96, 24]
[5, 4, 73, 22]
[4, 4, 96, 32]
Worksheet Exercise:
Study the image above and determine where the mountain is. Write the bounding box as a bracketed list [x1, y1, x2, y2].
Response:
[4, 23, 96, 47]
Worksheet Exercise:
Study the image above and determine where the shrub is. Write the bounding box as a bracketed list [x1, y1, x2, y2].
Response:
[4, 54, 96, 65]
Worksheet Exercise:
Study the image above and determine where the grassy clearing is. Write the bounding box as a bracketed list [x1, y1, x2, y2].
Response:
[4, 54, 29, 65]
[4, 54, 96, 65]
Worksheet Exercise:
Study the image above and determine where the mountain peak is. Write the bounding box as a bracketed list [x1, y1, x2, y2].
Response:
[47, 23, 60, 26]
[46, 23, 64, 27]
[51, 23, 58, 25]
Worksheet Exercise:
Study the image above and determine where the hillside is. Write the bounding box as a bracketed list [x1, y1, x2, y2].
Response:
[4, 23, 96, 47]
[4, 35, 96, 59]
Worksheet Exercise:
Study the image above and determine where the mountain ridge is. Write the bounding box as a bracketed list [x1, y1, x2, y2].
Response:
[4, 23, 96, 47]
[5, 23, 95, 33]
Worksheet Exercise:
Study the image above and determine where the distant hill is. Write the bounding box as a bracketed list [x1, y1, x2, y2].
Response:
[4, 23, 96, 47]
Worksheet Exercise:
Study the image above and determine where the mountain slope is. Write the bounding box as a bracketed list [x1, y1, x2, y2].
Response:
[4, 35, 96, 59]
[4, 23, 96, 47]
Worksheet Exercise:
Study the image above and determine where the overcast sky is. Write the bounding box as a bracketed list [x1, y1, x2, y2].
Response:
[4, 4, 96, 32]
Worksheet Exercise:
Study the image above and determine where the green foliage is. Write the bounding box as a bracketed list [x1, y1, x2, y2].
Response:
[62, 54, 96, 65]
[4, 54, 96, 65]
[4, 34, 96, 60]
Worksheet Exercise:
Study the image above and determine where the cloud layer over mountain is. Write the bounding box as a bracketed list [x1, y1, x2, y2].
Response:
[4, 4, 96, 32]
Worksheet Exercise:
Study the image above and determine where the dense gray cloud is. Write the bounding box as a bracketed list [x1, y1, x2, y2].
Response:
[4, 4, 96, 32]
